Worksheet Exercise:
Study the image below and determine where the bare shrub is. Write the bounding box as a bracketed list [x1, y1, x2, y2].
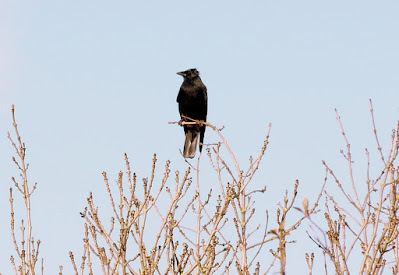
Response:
[307, 100, 399, 274]
[8, 101, 398, 274]
[69, 119, 324, 274]
[8, 105, 42, 274]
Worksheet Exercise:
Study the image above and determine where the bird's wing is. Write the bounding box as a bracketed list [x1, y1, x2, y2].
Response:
[200, 85, 208, 120]
[176, 88, 182, 103]
[177, 87, 186, 116]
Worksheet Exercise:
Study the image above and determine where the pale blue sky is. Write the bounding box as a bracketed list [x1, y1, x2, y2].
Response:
[1, 1, 399, 274]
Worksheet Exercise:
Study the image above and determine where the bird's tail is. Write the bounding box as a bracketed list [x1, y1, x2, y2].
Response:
[183, 130, 199, 159]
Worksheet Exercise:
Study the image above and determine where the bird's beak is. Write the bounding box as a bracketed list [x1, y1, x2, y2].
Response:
[176, 71, 185, 76]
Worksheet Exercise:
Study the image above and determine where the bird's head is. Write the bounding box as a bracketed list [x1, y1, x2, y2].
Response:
[177, 68, 200, 80]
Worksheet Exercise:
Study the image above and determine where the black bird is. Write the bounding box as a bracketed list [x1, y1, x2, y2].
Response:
[176, 68, 208, 158]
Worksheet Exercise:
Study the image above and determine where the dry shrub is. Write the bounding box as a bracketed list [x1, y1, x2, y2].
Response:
[307, 100, 399, 274]
[7, 100, 398, 275]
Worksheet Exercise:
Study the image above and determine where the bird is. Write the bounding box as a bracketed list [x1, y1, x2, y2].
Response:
[176, 68, 208, 159]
